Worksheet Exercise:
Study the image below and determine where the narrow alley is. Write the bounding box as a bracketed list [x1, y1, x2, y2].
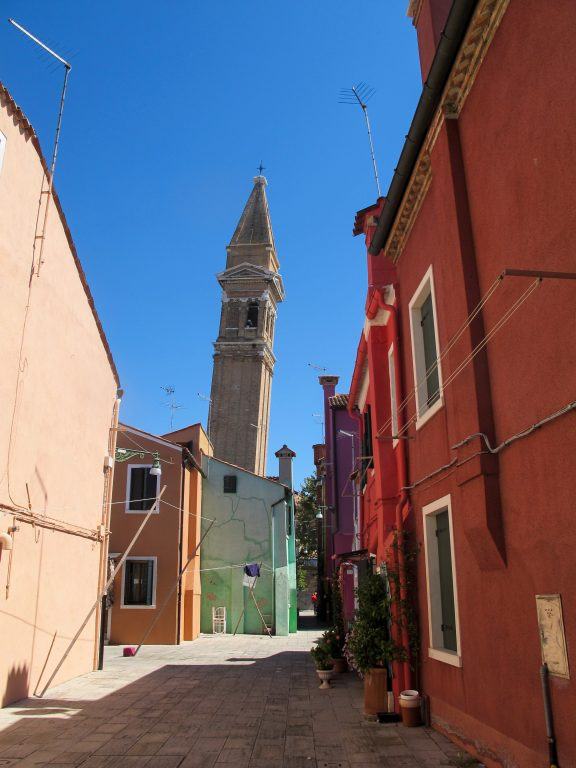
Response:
[0, 620, 463, 768]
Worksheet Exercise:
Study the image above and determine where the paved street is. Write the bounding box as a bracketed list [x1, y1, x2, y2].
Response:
[0, 621, 464, 768]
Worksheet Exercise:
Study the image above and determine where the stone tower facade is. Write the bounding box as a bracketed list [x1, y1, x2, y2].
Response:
[208, 175, 284, 475]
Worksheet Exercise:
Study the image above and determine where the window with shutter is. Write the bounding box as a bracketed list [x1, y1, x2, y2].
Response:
[388, 346, 398, 443]
[435, 510, 457, 652]
[420, 294, 440, 406]
[409, 266, 443, 427]
[423, 495, 461, 666]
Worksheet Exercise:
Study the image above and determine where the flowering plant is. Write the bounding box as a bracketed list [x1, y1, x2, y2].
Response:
[322, 627, 344, 659]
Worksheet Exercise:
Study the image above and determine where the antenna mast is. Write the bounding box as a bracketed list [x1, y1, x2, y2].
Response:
[339, 82, 381, 197]
[9, 19, 72, 277]
[161, 385, 184, 430]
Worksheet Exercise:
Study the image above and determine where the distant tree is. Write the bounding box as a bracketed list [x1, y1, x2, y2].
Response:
[295, 474, 320, 591]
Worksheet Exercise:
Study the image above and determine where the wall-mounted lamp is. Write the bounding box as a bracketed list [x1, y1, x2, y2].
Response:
[115, 448, 162, 478]
[315, 510, 324, 520]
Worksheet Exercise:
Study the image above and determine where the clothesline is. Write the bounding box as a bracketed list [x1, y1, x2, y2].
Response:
[109, 495, 217, 522]
[198, 562, 273, 573]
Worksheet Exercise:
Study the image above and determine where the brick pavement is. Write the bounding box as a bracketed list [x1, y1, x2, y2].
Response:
[0, 622, 467, 767]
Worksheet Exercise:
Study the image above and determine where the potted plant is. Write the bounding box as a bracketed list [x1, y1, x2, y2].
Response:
[310, 639, 335, 689]
[323, 627, 347, 673]
[344, 572, 407, 717]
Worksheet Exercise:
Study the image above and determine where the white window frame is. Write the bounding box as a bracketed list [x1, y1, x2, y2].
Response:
[125, 464, 160, 514]
[388, 345, 399, 448]
[408, 266, 444, 430]
[422, 494, 462, 667]
[0, 131, 6, 176]
[121, 556, 157, 609]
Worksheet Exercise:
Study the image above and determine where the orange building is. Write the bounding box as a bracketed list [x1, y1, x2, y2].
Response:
[107, 423, 210, 645]
[0, 83, 120, 705]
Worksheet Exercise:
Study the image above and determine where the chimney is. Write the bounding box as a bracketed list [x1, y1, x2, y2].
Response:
[318, 375, 339, 397]
[408, 0, 453, 82]
[275, 444, 296, 490]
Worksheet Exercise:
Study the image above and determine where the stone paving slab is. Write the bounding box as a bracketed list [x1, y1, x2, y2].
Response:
[0, 623, 464, 767]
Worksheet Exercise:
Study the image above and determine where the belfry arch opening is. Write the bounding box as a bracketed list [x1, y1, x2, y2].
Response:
[246, 301, 259, 329]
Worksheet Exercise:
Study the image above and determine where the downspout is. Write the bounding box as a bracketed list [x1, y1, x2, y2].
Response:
[95, 389, 122, 669]
[176, 452, 185, 644]
[367, 287, 413, 691]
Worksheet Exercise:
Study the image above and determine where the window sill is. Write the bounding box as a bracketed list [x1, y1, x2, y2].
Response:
[124, 508, 160, 514]
[428, 647, 462, 667]
[121, 604, 156, 609]
[415, 396, 444, 431]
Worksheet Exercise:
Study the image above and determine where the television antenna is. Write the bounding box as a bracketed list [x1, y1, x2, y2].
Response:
[307, 362, 328, 373]
[9, 18, 72, 277]
[339, 82, 381, 197]
[161, 385, 184, 430]
[197, 392, 212, 440]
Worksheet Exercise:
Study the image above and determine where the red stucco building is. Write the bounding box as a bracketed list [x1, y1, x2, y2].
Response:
[348, 1, 576, 765]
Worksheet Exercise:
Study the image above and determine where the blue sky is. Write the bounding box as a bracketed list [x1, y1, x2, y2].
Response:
[2, 1, 422, 487]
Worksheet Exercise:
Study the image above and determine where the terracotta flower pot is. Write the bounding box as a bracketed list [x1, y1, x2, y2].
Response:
[317, 669, 334, 689]
[363, 667, 388, 717]
[331, 657, 348, 673]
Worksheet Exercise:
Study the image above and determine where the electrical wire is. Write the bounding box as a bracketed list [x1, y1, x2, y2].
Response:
[401, 398, 575, 492]
[0, 505, 100, 540]
[391, 278, 541, 441]
[110, 495, 216, 523]
[375, 274, 504, 439]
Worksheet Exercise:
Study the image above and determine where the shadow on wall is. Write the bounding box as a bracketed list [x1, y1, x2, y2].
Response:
[2, 664, 29, 707]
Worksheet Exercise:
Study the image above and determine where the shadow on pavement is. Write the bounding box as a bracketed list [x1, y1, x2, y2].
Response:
[0, 647, 461, 767]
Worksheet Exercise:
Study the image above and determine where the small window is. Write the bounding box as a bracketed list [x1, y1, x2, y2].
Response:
[361, 406, 374, 489]
[223, 475, 237, 493]
[0, 131, 6, 176]
[123, 558, 156, 607]
[246, 301, 259, 328]
[423, 495, 461, 666]
[388, 345, 398, 445]
[127, 466, 159, 512]
[409, 266, 443, 428]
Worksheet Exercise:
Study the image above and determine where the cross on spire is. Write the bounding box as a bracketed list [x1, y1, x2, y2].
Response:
[257, 161, 266, 176]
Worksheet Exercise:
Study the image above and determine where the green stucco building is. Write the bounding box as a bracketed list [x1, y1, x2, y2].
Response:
[200, 446, 297, 635]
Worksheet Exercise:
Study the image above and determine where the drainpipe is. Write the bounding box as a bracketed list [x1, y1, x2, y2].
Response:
[540, 664, 560, 768]
[95, 389, 122, 669]
[367, 286, 413, 692]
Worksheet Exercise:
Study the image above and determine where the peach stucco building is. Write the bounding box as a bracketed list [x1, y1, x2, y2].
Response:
[0, 84, 120, 705]
[108, 423, 210, 645]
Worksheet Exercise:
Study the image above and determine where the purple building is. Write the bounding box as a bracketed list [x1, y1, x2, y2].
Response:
[318, 376, 360, 624]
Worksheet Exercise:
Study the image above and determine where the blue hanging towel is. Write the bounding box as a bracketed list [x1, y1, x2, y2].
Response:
[244, 563, 260, 578]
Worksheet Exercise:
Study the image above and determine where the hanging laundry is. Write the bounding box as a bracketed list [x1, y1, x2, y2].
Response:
[244, 563, 261, 578]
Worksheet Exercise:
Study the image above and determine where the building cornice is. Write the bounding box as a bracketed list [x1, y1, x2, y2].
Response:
[407, 0, 424, 25]
[385, 0, 510, 264]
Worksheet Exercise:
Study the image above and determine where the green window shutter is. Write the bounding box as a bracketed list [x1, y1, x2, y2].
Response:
[420, 293, 440, 406]
[435, 510, 457, 652]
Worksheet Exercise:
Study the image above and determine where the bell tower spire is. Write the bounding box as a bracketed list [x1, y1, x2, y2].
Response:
[208, 175, 284, 475]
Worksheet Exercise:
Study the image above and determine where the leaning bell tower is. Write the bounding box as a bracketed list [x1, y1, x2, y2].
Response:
[208, 175, 284, 476]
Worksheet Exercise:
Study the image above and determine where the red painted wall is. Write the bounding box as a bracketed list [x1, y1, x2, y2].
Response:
[350, 2, 576, 765]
